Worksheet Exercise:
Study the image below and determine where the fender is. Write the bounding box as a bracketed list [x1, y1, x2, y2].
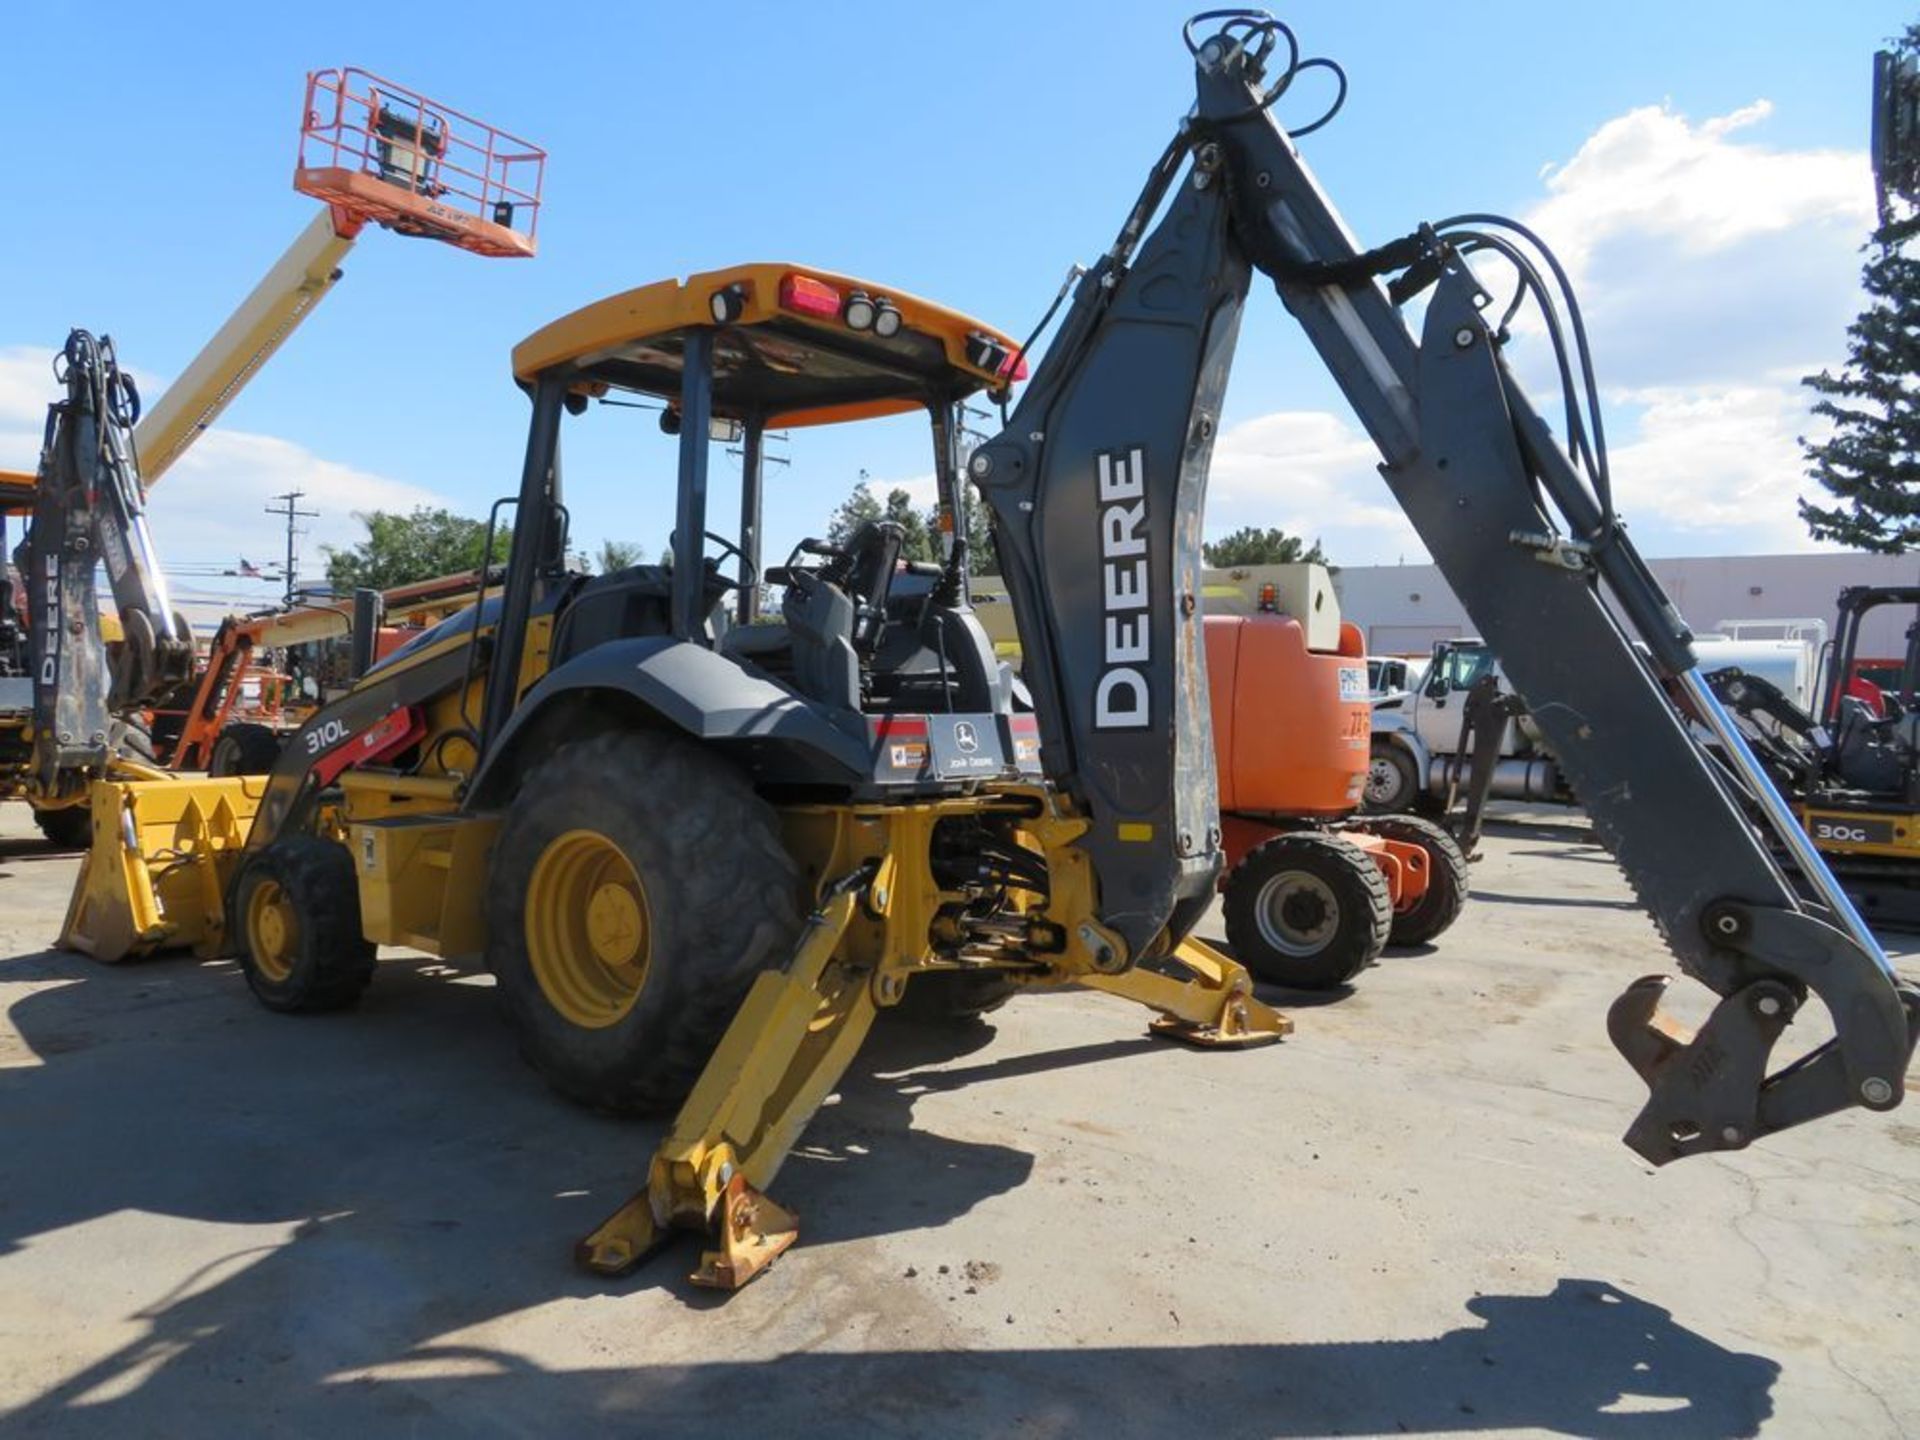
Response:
[468, 637, 871, 802]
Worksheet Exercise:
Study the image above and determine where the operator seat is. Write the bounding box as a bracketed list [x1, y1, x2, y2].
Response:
[723, 521, 904, 713]
[551, 563, 732, 664]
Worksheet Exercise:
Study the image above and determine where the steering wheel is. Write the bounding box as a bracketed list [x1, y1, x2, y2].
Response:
[670, 529, 757, 592]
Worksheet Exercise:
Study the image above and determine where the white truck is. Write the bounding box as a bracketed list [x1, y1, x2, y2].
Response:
[1366, 627, 1825, 815]
[1364, 639, 1565, 813]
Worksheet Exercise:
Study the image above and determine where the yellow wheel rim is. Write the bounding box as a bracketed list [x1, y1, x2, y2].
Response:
[526, 829, 653, 1029]
[248, 879, 298, 983]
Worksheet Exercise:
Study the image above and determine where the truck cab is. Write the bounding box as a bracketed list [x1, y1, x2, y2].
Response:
[1366, 638, 1566, 813]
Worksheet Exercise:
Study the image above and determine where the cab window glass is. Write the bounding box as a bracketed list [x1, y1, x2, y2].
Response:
[1443, 647, 1494, 691]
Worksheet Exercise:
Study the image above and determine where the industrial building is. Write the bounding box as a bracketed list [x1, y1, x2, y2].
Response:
[1333, 551, 1920, 657]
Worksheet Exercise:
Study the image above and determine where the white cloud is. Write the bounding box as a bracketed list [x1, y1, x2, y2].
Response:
[0, 344, 450, 583]
[1530, 101, 1869, 276]
[0, 346, 54, 430]
[1603, 379, 1837, 550]
[1205, 409, 1418, 563]
[1219, 99, 1874, 560]
[148, 428, 447, 565]
[861, 472, 939, 512]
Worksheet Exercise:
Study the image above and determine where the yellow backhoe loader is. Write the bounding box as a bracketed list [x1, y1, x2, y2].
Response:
[57, 12, 1920, 1294]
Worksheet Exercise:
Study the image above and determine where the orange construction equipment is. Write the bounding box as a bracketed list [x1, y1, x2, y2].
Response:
[296, 68, 544, 259]
[1206, 606, 1468, 990]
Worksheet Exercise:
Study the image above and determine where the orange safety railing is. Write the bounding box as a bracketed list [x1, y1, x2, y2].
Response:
[296, 68, 545, 259]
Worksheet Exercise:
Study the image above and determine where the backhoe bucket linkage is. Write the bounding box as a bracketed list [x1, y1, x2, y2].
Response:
[579, 866, 1288, 1289]
[1609, 910, 1920, 1167]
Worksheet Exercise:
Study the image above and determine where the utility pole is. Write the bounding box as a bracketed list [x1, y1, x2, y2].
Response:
[265, 490, 318, 607]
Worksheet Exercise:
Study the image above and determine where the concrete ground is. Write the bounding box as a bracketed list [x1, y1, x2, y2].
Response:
[1, 803, 1916, 1439]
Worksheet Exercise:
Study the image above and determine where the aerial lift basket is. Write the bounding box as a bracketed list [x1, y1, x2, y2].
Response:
[296, 68, 545, 257]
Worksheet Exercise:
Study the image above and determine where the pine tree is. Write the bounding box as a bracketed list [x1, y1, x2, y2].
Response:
[1799, 212, 1920, 551]
[1799, 23, 1920, 552]
[825, 477, 884, 547]
[1202, 525, 1329, 568]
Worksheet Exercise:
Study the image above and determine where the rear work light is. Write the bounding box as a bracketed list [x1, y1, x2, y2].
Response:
[780, 273, 842, 318]
[844, 291, 877, 330]
[872, 299, 902, 338]
[710, 284, 748, 323]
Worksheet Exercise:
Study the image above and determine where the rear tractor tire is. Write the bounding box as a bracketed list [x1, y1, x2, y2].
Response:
[1222, 831, 1391, 990]
[486, 730, 803, 1115]
[233, 835, 378, 1012]
[1348, 813, 1470, 947]
[209, 721, 284, 777]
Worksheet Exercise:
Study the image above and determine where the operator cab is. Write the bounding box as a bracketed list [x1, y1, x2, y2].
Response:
[497, 263, 1041, 793]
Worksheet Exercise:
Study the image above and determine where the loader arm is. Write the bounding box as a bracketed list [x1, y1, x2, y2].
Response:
[976, 12, 1920, 1161]
[21, 331, 192, 791]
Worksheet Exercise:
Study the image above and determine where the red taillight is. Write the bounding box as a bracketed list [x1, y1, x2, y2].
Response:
[999, 351, 1029, 381]
[869, 715, 930, 742]
[780, 273, 842, 318]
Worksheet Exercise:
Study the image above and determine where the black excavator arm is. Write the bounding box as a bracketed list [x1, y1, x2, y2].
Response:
[19, 331, 192, 791]
[977, 12, 1920, 1163]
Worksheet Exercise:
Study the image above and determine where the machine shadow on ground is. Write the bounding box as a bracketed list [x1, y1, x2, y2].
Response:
[1470, 888, 1646, 913]
[0, 946, 1784, 1436]
[1479, 815, 1600, 848]
[0, 835, 89, 869]
[4, 1265, 1781, 1437]
[0, 946, 1108, 1410]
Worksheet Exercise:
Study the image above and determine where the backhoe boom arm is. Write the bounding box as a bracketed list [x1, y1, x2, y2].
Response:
[976, 13, 1919, 1162]
[22, 331, 192, 791]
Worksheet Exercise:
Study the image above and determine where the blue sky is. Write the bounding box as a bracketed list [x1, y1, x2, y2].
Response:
[0, 1, 1909, 612]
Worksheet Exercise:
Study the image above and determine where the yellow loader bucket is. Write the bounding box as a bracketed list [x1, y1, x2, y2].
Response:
[59, 776, 266, 962]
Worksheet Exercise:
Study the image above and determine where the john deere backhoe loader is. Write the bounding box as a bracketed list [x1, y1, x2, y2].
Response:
[64, 12, 1920, 1291]
[2, 333, 191, 847]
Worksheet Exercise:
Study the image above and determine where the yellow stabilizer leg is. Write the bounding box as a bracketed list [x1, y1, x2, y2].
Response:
[1078, 936, 1291, 1047]
[578, 886, 879, 1287]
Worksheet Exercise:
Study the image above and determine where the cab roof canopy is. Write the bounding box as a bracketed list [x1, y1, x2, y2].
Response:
[510, 263, 1024, 430]
[0, 470, 34, 516]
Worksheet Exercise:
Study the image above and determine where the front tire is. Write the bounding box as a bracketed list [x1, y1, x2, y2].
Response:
[209, 721, 284, 777]
[233, 835, 377, 1012]
[1223, 831, 1391, 990]
[486, 730, 802, 1115]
